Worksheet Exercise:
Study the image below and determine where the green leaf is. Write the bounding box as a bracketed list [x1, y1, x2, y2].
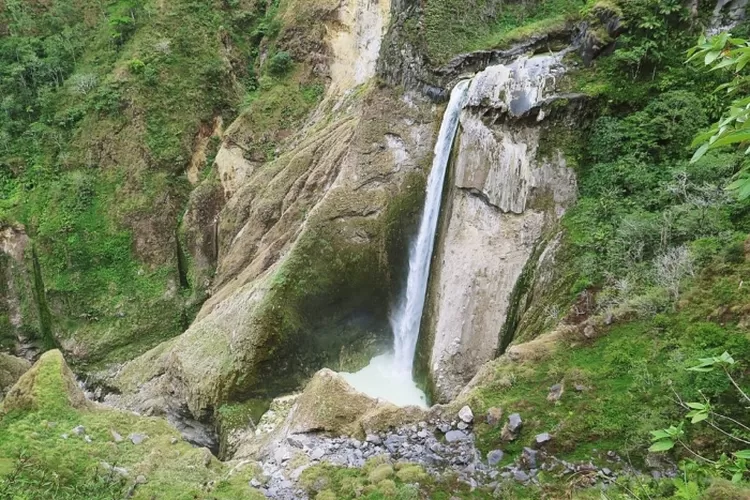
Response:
[705, 50, 722, 64]
[650, 430, 671, 439]
[690, 143, 709, 163]
[686, 402, 705, 410]
[734, 450, 750, 459]
[691, 412, 708, 423]
[732, 472, 743, 483]
[719, 352, 735, 364]
[649, 440, 675, 452]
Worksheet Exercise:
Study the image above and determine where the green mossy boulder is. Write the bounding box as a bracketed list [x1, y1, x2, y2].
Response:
[288, 369, 378, 435]
[0, 353, 30, 401]
[367, 463, 394, 483]
[2, 350, 89, 413]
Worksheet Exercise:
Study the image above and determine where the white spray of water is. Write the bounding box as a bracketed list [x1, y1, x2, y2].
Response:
[391, 80, 472, 374]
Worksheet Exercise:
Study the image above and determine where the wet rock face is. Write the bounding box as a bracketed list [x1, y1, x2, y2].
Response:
[110, 85, 439, 419]
[710, 0, 749, 33]
[424, 54, 578, 403]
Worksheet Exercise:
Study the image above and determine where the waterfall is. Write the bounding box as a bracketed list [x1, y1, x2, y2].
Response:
[391, 80, 471, 374]
[340, 80, 470, 407]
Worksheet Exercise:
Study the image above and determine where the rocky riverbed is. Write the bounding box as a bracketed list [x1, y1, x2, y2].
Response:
[238, 402, 673, 499]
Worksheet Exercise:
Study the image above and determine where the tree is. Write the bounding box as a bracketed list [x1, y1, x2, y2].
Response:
[688, 32, 750, 199]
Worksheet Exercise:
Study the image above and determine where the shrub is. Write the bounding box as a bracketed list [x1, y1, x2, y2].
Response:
[267, 51, 293, 76]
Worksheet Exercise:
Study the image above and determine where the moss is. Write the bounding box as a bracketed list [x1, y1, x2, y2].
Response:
[421, 0, 591, 64]
[367, 463, 395, 483]
[215, 398, 270, 458]
[701, 479, 750, 499]
[395, 464, 429, 483]
[0, 354, 30, 398]
[470, 260, 750, 467]
[375, 478, 398, 496]
[315, 490, 337, 500]
[0, 350, 264, 499]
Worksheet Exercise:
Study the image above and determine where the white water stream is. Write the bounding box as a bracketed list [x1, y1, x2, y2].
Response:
[341, 80, 471, 407]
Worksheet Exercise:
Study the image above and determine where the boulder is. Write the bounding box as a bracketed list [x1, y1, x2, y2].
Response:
[2, 350, 90, 413]
[444, 430, 469, 443]
[487, 449, 504, 466]
[287, 369, 378, 435]
[501, 413, 522, 442]
[535, 432, 552, 446]
[0, 353, 31, 401]
[457, 405, 474, 424]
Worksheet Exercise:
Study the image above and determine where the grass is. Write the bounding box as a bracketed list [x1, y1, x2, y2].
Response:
[470, 257, 750, 476]
[0, 351, 264, 499]
[0, 0, 327, 369]
[420, 0, 594, 64]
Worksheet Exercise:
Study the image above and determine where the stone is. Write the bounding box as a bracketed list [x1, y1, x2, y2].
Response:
[583, 324, 596, 338]
[310, 448, 325, 461]
[522, 447, 538, 468]
[111, 430, 123, 442]
[384, 435, 406, 452]
[60, 434, 69, 439]
[458, 406, 474, 424]
[501, 413, 522, 441]
[170, 437, 179, 444]
[113, 467, 129, 477]
[547, 383, 564, 402]
[72, 425, 85, 436]
[4, 351, 90, 413]
[284, 369, 382, 436]
[575, 384, 588, 392]
[485, 407, 503, 426]
[437, 423, 451, 433]
[136, 475, 147, 484]
[0, 353, 31, 400]
[250, 478, 262, 488]
[129, 433, 148, 445]
[457, 422, 469, 430]
[507, 413, 522, 433]
[444, 430, 469, 443]
[513, 470, 530, 483]
[487, 449, 504, 466]
[287, 436, 305, 449]
[365, 434, 383, 444]
[535, 432, 552, 446]
[273, 447, 291, 464]
[84, 435, 92, 443]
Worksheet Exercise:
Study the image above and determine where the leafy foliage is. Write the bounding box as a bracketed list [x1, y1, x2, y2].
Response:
[688, 32, 750, 199]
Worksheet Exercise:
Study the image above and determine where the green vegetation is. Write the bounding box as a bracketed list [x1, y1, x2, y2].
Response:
[467, 0, 750, 495]
[0, 351, 264, 499]
[299, 459, 492, 499]
[688, 32, 750, 200]
[0, 0, 325, 367]
[419, 0, 596, 64]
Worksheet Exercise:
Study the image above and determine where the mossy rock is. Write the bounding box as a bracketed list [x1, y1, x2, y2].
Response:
[2, 350, 89, 413]
[395, 464, 429, 483]
[0, 353, 30, 400]
[375, 478, 398, 497]
[315, 490, 337, 500]
[287, 368, 378, 436]
[367, 463, 394, 484]
[702, 479, 750, 499]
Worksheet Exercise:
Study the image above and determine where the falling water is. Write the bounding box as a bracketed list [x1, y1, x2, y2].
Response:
[391, 79, 471, 374]
[341, 54, 566, 406]
[340, 81, 471, 407]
